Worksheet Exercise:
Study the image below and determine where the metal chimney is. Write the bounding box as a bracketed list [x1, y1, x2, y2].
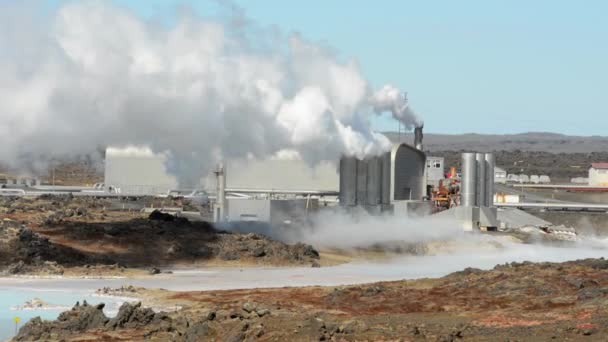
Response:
[461, 153, 477, 207]
[414, 125, 424, 150]
[213, 163, 227, 223]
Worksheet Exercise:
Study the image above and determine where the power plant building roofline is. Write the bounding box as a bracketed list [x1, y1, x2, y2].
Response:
[390, 142, 425, 158]
[591, 163, 608, 170]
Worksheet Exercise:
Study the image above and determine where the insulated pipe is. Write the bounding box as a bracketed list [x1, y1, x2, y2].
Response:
[461, 153, 477, 207]
[476, 153, 486, 207]
[485, 153, 495, 207]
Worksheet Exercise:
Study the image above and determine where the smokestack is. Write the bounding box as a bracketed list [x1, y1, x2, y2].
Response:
[461, 153, 477, 207]
[414, 125, 423, 150]
[214, 163, 227, 223]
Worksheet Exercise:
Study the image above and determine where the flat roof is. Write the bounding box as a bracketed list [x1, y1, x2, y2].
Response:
[591, 163, 608, 169]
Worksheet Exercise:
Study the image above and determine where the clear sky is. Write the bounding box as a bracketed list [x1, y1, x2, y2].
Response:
[47, 0, 608, 135]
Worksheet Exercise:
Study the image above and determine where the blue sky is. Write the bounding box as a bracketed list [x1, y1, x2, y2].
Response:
[47, 0, 608, 135]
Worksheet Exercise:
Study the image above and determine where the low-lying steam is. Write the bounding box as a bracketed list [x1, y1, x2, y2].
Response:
[0, 1, 422, 186]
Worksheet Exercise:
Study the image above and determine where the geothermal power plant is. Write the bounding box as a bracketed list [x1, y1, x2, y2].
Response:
[3, 123, 544, 233]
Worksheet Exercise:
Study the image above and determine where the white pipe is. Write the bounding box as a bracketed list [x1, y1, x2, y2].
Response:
[225, 188, 339, 196]
[495, 202, 608, 210]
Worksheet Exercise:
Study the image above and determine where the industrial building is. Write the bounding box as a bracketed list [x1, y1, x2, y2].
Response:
[446, 152, 498, 231]
[494, 167, 507, 184]
[589, 163, 608, 187]
[104, 147, 178, 196]
[204, 158, 338, 192]
[426, 156, 445, 187]
[339, 143, 428, 215]
[104, 147, 340, 196]
[226, 198, 318, 226]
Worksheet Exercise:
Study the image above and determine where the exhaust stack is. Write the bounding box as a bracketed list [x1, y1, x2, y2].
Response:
[213, 163, 227, 223]
[414, 125, 424, 150]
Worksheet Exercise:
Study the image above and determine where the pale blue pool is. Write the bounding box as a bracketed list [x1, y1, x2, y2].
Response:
[0, 288, 127, 341]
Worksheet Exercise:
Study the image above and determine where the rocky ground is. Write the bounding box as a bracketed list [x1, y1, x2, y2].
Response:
[0, 196, 320, 276]
[13, 258, 608, 341]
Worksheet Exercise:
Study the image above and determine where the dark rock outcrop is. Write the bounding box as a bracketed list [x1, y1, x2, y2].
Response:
[14, 301, 108, 341]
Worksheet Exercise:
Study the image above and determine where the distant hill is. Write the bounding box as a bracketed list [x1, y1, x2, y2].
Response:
[383, 132, 608, 153]
[382, 131, 608, 181]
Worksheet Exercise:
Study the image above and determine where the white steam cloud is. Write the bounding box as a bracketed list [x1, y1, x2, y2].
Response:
[371, 85, 423, 130]
[285, 209, 460, 249]
[0, 1, 421, 186]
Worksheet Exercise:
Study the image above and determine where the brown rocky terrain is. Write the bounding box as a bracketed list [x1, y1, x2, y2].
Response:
[13, 258, 608, 341]
[0, 196, 320, 276]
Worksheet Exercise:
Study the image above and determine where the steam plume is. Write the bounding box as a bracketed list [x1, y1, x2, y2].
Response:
[371, 85, 423, 130]
[0, 1, 420, 186]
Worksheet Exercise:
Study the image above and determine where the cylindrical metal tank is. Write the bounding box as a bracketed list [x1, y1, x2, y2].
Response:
[356, 159, 368, 204]
[475, 153, 486, 207]
[484, 153, 495, 207]
[339, 157, 358, 206]
[381, 153, 391, 205]
[461, 153, 477, 207]
[366, 157, 381, 205]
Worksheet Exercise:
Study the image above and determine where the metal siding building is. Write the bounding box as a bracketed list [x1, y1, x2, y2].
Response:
[206, 159, 339, 192]
[105, 148, 339, 196]
[589, 163, 608, 187]
[339, 143, 427, 208]
[104, 147, 178, 195]
[391, 144, 426, 201]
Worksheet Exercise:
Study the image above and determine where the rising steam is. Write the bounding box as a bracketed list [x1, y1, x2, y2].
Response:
[0, 1, 421, 186]
[371, 85, 423, 130]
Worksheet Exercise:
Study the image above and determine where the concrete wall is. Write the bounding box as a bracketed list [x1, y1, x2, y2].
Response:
[589, 168, 608, 187]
